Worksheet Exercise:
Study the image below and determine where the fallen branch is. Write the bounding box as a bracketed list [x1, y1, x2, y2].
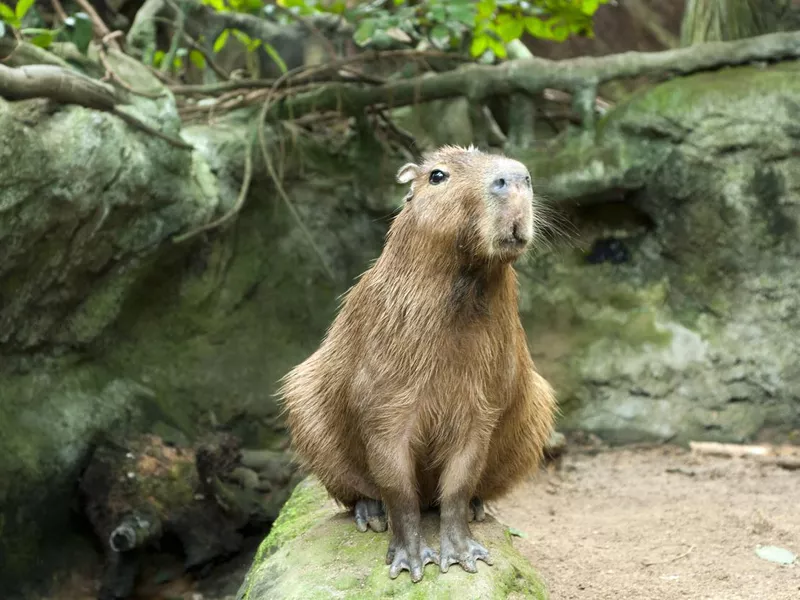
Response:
[262, 30, 800, 123]
[689, 441, 800, 470]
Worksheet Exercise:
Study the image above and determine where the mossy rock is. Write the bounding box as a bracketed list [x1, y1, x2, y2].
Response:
[237, 478, 547, 600]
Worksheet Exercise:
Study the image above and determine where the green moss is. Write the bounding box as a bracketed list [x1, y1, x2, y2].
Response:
[249, 478, 331, 568]
[237, 478, 548, 600]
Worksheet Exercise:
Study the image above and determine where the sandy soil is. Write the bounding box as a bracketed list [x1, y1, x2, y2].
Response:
[36, 444, 799, 600]
[491, 444, 800, 600]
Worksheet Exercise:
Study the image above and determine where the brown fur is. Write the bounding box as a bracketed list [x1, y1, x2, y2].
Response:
[278, 145, 556, 515]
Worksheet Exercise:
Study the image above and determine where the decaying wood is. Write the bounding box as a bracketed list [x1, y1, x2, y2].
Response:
[689, 441, 800, 470]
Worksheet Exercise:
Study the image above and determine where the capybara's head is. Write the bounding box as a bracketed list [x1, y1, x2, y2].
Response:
[396, 145, 535, 263]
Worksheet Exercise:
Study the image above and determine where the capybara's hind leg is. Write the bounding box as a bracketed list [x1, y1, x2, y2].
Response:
[354, 498, 387, 532]
[468, 496, 485, 523]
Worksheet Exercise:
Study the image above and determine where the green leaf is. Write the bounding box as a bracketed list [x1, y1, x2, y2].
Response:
[430, 4, 446, 22]
[545, 18, 570, 42]
[189, 49, 206, 70]
[470, 33, 489, 57]
[329, 0, 347, 14]
[262, 42, 287, 73]
[477, 0, 496, 19]
[507, 527, 528, 538]
[448, 4, 475, 27]
[353, 18, 376, 46]
[0, 2, 18, 26]
[64, 12, 93, 54]
[231, 28, 252, 47]
[429, 23, 450, 49]
[524, 16, 547, 38]
[152, 49, 165, 67]
[15, 0, 34, 20]
[581, 0, 603, 15]
[486, 36, 506, 59]
[25, 28, 56, 48]
[495, 13, 523, 42]
[213, 28, 230, 52]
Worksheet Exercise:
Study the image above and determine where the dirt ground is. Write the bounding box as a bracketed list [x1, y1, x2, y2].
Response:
[36, 444, 799, 600]
[491, 444, 800, 600]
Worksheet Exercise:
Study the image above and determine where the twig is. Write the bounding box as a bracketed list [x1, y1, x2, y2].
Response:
[111, 107, 194, 150]
[50, 0, 68, 24]
[254, 66, 337, 283]
[74, 0, 121, 51]
[172, 131, 254, 243]
[642, 545, 695, 567]
[170, 78, 276, 95]
[151, 16, 229, 81]
[160, 0, 186, 75]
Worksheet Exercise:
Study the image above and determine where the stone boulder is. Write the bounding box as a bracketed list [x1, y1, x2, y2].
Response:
[236, 478, 547, 600]
[517, 60, 800, 445]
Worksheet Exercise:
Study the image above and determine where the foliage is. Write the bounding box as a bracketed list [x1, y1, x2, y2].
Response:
[0, 0, 95, 54]
[203, 0, 609, 62]
[1, 0, 606, 82]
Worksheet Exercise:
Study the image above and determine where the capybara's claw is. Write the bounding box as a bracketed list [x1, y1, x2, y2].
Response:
[354, 498, 387, 532]
[386, 537, 439, 583]
[440, 534, 492, 574]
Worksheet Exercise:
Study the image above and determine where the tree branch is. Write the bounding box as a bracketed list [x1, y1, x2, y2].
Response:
[263, 30, 800, 123]
[0, 63, 192, 150]
[0, 62, 119, 109]
[74, 0, 122, 51]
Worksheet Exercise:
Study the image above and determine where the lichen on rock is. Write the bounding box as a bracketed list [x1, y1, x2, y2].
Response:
[236, 478, 547, 600]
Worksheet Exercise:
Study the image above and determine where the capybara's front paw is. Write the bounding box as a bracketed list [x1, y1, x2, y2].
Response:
[354, 498, 387, 532]
[439, 531, 493, 574]
[385, 535, 439, 582]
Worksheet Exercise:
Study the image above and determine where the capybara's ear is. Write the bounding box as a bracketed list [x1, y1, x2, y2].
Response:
[396, 163, 420, 184]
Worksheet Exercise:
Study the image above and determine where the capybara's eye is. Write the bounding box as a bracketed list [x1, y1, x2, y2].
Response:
[429, 169, 448, 185]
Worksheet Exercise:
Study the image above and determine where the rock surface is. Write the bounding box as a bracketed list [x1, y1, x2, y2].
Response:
[0, 51, 394, 593]
[236, 478, 547, 600]
[517, 60, 800, 445]
[5, 52, 800, 593]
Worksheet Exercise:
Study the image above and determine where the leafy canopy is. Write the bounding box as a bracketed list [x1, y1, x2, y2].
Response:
[204, 0, 608, 61]
[0, 0, 607, 74]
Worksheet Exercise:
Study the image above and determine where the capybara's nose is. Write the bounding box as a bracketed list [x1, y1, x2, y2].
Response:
[490, 173, 528, 196]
